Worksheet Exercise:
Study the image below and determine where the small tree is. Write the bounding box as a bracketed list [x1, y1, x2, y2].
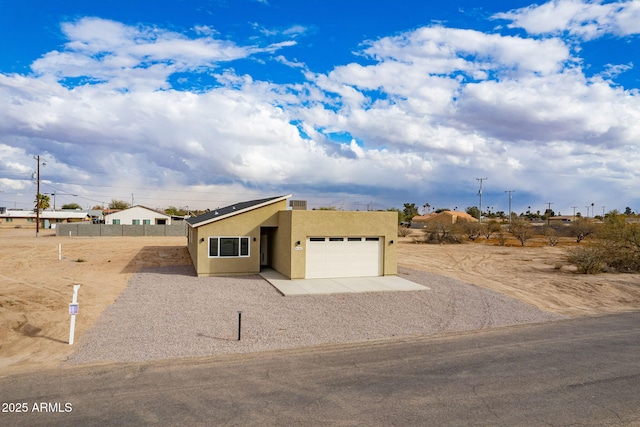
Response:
[509, 219, 534, 246]
[109, 199, 130, 210]
[483, 220, 502, 239]
[466, 206, 480, 220]
[569, 218, 596, 243]
[461, 221, 482, 241]
[496, 230, 507, 246]
[420, 223, 463, 244]
[402, 203, 419, 223]
[397, 227, 412, 237]
[544, 227, 559, 247]
[62, 203, 82, 210]
[35, 194, 50, 211]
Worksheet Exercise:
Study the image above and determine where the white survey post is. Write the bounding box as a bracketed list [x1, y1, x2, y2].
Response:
[68, 284, 80, 345]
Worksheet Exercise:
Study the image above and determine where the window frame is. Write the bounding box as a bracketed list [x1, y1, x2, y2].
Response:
[208, 236, 250, 258]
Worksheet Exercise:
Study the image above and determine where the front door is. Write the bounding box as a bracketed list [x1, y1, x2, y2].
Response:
[260, 234, 268, 266]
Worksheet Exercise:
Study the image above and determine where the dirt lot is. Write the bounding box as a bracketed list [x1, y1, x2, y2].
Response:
[1, 228, 638, 376]
[398, 235, 640, 316]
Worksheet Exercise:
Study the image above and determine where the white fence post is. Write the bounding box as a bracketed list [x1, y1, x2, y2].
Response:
[69, 284, 80, 345]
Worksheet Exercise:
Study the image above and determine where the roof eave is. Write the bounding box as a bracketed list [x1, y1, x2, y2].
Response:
[188, 194, 292, 228]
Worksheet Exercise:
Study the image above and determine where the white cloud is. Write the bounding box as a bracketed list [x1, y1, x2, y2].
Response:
[31, 17, 260, 91]
[360, 26, 571, 77]
[0, 10, 639, 213]
[493, 0, 640, 40]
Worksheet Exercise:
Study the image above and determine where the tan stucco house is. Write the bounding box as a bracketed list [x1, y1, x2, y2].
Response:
[186, 195, 398, 279]
[410, 210, 478, 228]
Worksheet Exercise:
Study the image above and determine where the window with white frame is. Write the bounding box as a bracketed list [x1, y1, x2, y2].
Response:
[112, 219, 120, 225]
[209, 237, 250, 258]
[132, 219, 140, 225]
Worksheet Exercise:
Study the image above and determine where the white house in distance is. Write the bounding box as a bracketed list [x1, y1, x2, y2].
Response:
[0, 209, 89, 229]
[103, 205, 172, 225]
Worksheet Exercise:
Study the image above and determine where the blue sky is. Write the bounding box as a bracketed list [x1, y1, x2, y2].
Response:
[0, 0, 639, 216]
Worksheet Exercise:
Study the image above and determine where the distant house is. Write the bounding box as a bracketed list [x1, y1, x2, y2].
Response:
[103, 206, 172, 225]
[548, 215, 575, 224]
[186, 194, 398, 279]
[410, 210, 478, 228]
[61, 209, 104, 224]
[0, 209, 90, 229]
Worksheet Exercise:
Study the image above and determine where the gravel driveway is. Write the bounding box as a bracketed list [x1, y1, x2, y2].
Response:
[66, 266, 563, 365]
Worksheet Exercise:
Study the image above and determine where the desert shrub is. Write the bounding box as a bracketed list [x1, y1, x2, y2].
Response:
[569, 218, 597, 242]
[397, 227, 413, 237]
[482, 220, 502, 239]
[418, 223, 463, 244]
[567, 245, 607, 274]
[509, 219, 534, 246]
[496, 230, 507, 246]
[544, 227, 559, 246]
[461, 221, 482, 241]
[567, 218, 640, 273]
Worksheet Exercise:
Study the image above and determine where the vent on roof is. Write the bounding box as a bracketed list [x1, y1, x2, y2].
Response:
[214, 211, 219, 215]
[289, 200, 307, 210]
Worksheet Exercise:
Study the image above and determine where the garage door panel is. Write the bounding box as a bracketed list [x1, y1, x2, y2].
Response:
[305, 237, 382, 279]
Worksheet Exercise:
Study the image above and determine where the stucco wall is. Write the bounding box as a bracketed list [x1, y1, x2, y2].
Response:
[271, 212, 292, 278]
[280, 210, 398, 279]
[187, 204, 397, 279]
[188, 200, 286, 277]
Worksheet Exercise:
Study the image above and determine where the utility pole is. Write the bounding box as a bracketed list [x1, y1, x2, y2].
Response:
[585, 205, 590, 218]
[572, 206, 577, 222]
[46, 192, 78, 211]
[505, 190, 515, 222]
[476, 178, 487, 223]
[545, 202, 554, 226]
[35, 155, 41, 238]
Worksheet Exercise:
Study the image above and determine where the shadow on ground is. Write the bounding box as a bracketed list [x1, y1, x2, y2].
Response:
[120, 246, 193, 275]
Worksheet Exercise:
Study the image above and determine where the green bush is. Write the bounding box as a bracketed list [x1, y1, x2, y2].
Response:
[567, 245, 606, 274]
[567, 217, 640, 273]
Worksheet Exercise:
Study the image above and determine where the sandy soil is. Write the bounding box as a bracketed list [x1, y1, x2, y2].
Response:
[0, 228, 190, 376]
[397, 236, 640, 316]
[1, 228, 638, 376]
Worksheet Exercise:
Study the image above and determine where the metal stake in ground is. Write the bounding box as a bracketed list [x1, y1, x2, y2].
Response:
[237, 310, 242, 341]
[69, 284, 80, 345]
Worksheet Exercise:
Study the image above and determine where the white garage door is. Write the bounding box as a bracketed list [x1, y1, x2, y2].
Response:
[305, 237, 383, 279]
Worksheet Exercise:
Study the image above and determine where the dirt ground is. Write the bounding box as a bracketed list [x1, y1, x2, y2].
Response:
[1, 228, 638, 376]
[397, 235, 640, 316]
[0, 228, 191, 376]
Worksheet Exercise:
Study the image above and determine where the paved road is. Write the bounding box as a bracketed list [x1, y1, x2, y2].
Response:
[1, 312, 639, 426]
